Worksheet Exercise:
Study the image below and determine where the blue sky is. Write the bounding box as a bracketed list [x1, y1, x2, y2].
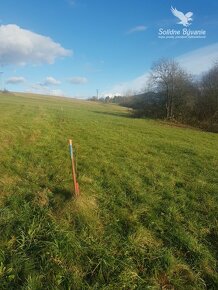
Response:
[0, 0, 218, 98]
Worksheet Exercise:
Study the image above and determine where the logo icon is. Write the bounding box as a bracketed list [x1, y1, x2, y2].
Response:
[171, 6, 193, 27]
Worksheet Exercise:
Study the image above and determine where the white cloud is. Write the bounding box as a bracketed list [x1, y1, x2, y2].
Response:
[0, 24, 72, 66]
[104, 73, 149, 97]
[177, 43, 218, 74]
[30, 84, 65, 96]
[102, 92, 122, 98]
[127, 25, 147, 34]
[49, 89, 65, 96]
[105, 43, 218, 97]
[41, 76, 61, 86]
[68, 76, 88, 84]
[6, 76, 26, 84]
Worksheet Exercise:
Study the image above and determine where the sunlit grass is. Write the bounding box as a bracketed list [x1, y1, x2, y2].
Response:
[0, 92, 218, 289]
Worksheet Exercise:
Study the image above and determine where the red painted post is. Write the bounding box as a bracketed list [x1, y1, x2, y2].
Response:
[69, 139, 80, 196]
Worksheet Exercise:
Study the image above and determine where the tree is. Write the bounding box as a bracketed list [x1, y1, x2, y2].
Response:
[199, 62, 218, 120]
[149, 58, 192, 119]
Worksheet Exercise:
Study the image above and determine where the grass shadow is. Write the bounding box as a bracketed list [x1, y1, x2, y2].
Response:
[52, 187, 73, 201]
[91, 110, 133, 118]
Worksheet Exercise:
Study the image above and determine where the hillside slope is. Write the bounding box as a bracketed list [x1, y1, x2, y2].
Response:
[0, 93, 218, 289]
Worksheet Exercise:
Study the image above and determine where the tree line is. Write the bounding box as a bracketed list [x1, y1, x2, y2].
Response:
[89, 58, 218, 132]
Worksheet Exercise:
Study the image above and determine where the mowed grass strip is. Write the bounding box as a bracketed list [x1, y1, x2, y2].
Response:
[0, 92, 218, 289]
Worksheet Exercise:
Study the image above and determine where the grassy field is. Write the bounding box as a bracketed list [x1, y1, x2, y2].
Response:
[0, 92, 218, 289]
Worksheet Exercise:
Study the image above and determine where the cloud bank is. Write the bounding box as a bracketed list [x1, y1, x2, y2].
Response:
[104, 73, 149, 97]
[68, 76, 88, 84]
[0, 24, 72, 66]
[106, 43, 218, 96]
[177, 43, 218, 74]
[41, 76, 61, 86]
[30, 84, 65, 96]
[6, 76, 26, 84]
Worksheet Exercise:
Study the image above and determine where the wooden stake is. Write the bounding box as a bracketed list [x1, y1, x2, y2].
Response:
[69, 139, 80, 196]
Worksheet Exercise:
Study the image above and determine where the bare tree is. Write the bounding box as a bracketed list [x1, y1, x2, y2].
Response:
[149, 58, 191, 119]
[199, 62, 218, 120]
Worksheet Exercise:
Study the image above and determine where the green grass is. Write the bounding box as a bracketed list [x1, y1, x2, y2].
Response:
[0, 92, 218, 289]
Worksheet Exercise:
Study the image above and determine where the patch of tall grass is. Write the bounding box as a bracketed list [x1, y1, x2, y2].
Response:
[0, 93, 218, 289]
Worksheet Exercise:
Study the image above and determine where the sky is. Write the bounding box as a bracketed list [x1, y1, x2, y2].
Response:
[0, 0, 218, 98]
